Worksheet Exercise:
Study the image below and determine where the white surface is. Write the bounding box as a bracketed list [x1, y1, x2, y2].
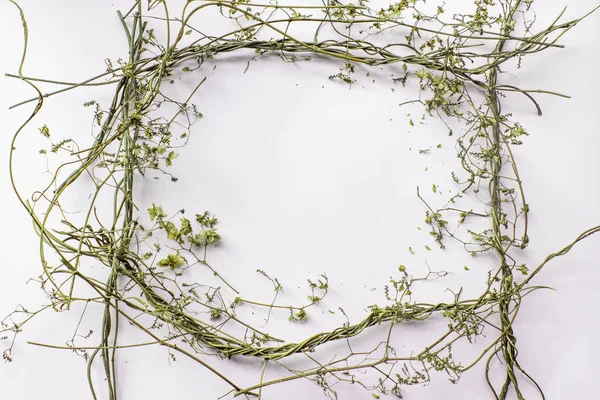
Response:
[0, 1, 599, 399]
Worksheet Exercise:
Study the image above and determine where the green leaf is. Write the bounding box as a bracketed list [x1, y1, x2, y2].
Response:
[148, 203, 166, 221]
[165, 151, 179, 167]
[516, 264, 529, 275]
[196, 211, 217, 227]
[157, 253, 185, 270]
[180, 217, 192, 236]
[432, 184, 437, 193]
[156, 145, 167, 155]
[289, 308, 307, 322]
[203, 228, 221, 244]
[307, 296, 320, 303]
[189, 228, 222, 246]
[408, 246, 414, 255]
[39, 124, 50, 137]
[164, 221, 179, 241]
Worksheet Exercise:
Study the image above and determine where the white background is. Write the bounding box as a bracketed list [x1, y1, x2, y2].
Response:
[0, 1, 599, 399]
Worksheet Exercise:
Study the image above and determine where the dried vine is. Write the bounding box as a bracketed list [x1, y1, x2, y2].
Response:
[3, 0, 599, 399]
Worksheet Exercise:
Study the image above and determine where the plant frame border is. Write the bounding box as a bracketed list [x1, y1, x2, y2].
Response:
[3, 1, 600, 399]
